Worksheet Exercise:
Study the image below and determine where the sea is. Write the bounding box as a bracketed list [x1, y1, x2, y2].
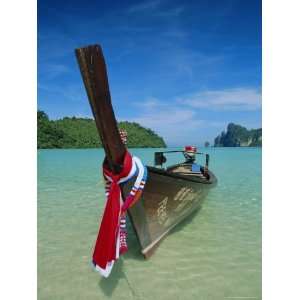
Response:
[38, 147, 261, 300]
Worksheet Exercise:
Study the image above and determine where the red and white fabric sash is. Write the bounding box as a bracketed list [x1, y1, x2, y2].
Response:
[92, 151, 147, 277]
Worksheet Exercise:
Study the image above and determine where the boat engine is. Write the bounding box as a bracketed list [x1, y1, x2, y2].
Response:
[183, 146, 197, 163]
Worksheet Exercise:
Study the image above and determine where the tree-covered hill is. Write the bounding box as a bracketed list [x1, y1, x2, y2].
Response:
[214, 123, 262, 147]
[37, 111, 166, 149]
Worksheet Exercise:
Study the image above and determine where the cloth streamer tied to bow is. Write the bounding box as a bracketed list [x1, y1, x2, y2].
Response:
[92, 150, 147, 277]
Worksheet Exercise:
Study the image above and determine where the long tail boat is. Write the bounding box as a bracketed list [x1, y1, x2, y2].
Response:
[75, 44, 217, 259]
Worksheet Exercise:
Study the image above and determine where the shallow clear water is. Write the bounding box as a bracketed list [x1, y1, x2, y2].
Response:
[38, 148, 261, 300]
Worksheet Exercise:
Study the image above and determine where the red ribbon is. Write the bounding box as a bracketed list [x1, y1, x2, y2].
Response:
[92, 151, 132, 269]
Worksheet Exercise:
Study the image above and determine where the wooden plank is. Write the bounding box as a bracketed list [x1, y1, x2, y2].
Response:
[75, 44, 126, 172]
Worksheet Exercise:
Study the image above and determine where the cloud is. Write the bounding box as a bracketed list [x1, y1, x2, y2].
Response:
[178, 88, 261, 111]
[38, 82, 86, 104]
[39, 63, 70, 79]
[130, 102, 223, 130]
[125, 87, 261, 145]
[134, 97, 163, 109]
[125, 109, 201, 146]
[132, 107, 198, 127]
[124, 98, 223, 146]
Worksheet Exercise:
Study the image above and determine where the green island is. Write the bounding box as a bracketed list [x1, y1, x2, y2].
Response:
[37, 111, 166, 149]
[214, 123, 262, 147]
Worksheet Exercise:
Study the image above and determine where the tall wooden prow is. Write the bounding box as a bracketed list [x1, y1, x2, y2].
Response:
[75, 45, 126, 173]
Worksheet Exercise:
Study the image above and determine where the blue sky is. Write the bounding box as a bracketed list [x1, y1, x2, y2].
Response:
[38, 0, 261, 146]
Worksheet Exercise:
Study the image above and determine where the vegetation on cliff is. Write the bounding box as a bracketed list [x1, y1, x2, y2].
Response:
[37, 111, 166, 149]
[214, 123, 262, 147]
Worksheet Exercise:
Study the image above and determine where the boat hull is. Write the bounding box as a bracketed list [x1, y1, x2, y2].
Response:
[75, 45, 217, 259]
[123, 166, 217, 258]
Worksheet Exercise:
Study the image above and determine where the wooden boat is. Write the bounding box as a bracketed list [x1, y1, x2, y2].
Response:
[75, 44, 217, 258]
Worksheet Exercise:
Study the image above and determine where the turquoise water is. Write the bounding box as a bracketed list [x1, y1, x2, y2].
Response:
[38, 148, 261, 300]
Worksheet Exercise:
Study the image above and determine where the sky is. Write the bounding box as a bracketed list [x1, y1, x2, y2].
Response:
[38, 0, 261, 146]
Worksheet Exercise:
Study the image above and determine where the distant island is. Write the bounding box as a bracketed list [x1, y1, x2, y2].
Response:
[214, 123, 262, 147]
[37, 111, 166, 149]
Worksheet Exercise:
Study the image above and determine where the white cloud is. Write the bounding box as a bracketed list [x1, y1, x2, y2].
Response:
[134, 97, 164, 109]
[132, 107, 198, 127]
[38, 82, 86, 103]
[39, 63, 70, 79]
[178, 88, 261, 111]
[125, 87, 261, 145]
[127, 98, 197, 125]
[124, 98, 223, 146]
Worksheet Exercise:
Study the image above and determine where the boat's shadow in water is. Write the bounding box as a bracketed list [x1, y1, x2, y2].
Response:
[98, 258, 127, 297]
[169, 205, 202, 235]
[98, 205, 202, 296]
[126, 204, 203, 261]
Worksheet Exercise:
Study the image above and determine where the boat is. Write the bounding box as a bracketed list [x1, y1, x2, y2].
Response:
[75, 44, 217, 259]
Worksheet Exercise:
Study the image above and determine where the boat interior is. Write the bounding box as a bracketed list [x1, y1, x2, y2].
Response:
[167, 163, 210, 180]
[153, 149, 212, 182]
